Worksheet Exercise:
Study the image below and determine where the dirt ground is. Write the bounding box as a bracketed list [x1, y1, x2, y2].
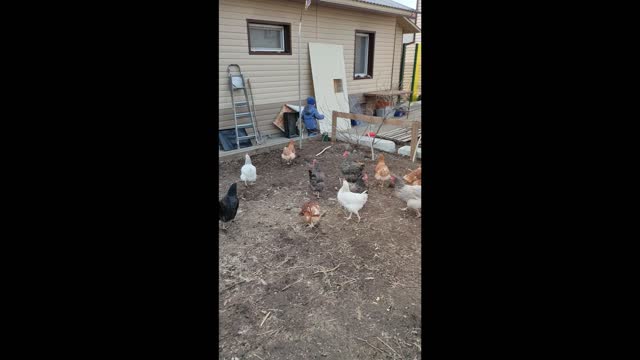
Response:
[219, 138, 422, 359]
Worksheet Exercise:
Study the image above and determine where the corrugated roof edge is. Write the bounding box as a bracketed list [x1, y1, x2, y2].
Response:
[354, 0, 416, 12]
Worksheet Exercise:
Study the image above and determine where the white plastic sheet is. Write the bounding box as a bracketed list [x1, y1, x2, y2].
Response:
[308, 43, 352, 134]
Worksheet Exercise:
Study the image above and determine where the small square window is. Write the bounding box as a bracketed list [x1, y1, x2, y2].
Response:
[334, 79, 343, 93]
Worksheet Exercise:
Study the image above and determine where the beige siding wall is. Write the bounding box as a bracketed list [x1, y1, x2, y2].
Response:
[401, 0, 421, 94]
[401, 43, 421, 96]
[219, 102, 286, 137]
[219, 93, 368, 138]
[415, 0, 422, 96]
[415, 42, 421, 96]
[219, 0, 406, 136]
[402, 43, 416, 91]
[392, 24, 404, 90]
[415, 0, 421, 43]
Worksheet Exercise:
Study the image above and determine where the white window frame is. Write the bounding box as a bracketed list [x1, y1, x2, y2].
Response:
[355, 33, 370, 77]
[248, 23, 286, 53]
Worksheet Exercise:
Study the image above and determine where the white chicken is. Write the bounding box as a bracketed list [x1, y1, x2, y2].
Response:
[390, 174, 421, 217]
[337, 179, 368, 222]
[240, 154, 256, 186]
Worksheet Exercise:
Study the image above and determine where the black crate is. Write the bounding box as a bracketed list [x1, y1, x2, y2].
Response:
[283, 112, 300, 138]
[218, 129, 252, 151]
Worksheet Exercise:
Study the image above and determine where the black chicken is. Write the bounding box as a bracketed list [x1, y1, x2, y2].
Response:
[219, 183, 239, 230]
[308, 159, 325, 198]
[349, 172, 369, 193]
[340, 151, 365, 183]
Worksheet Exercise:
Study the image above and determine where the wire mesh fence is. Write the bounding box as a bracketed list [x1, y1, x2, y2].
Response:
[332, 79, 411, 160]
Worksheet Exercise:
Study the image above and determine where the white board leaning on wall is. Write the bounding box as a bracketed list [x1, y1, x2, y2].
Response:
[308, 43, 352, 134]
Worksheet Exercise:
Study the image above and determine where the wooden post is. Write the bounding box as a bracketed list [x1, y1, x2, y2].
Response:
[410, 121, 419, 163]
[412, 134, 421, 162]
[331, 111, 337, 144]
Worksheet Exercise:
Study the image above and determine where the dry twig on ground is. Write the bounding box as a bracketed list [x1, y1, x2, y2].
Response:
[259, 311, 271, 327]
[315, 146, 332, 156]
[221, 279, 248, 292]
[376, 337, 403, 359]
[355, 337, 387, 355]
[281, 276, 303, 291]
[313, 263, 341, 276]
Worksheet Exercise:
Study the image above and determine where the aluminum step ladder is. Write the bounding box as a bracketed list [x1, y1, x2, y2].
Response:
[227, 64, 263, 149]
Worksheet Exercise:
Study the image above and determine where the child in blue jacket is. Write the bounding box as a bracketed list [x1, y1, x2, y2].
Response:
[302, 97, 324, 137]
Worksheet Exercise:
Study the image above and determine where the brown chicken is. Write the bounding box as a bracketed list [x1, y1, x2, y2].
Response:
[403, 166, 422, 185]
[281, 140, 296, 165]
[299, 201, 321, 228]
[374, 154, 391, 188]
